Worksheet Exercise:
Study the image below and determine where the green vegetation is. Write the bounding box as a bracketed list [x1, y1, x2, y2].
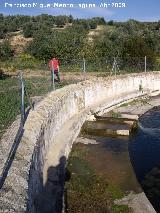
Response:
[112, 205, 130, 213]
[0, 14, 160, 139]
[107, 185, 124, 200]
[0, 40, 14, 61]
[0, 14, 105, 39]
[65, 144, 130, 213]
[0, 77, 20, 137]
[109, 111, 122, 118]
[119, 97, 151, 108]
[0, 14, 159, 211]
[0, 72, 68, 139]
[1, 14, 160, 72]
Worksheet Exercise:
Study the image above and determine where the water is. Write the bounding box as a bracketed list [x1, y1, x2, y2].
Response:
[80, 136, 141, 193]
[66, 106, 160, 212]
[65, 134, 141, 212]
[129, 106, 160, 212]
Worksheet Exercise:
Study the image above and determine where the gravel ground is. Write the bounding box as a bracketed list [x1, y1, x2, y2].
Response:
[0, 115, 21, 177]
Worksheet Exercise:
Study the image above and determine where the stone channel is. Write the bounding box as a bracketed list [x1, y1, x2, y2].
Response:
[0, 73, 160, 212]
[65, 95, 160, 213]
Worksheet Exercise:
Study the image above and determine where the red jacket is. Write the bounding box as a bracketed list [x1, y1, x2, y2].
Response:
[49, 58, 59, 71]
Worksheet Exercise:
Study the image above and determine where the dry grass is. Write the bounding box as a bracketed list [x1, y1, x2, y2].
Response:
[10, 34, 33, 54]
[87, 25, 106, 42]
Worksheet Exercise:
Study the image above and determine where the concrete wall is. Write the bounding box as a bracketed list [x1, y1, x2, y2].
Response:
[1, 72, 160, 212]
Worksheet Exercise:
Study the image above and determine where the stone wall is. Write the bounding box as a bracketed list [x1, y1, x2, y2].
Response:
[0, 72, 160, 212]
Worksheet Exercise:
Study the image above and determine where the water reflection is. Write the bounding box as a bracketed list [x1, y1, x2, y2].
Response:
[129, 106, 160, 212]
[79, 135, 141, 193]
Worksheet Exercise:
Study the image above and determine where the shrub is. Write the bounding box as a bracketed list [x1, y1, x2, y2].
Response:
[0, 40, 14, 61]
[23, 22, 35, 38]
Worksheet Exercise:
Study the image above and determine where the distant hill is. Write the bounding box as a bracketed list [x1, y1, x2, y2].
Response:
[0, 15, 160, 71]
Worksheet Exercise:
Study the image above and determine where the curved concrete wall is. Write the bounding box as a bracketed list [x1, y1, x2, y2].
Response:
[1, 72, 160, 212]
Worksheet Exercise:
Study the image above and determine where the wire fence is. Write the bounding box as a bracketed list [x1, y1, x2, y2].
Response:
[0, 56, 160, 187]
[1, 56, 160, 135]
[0, 56, 160, 139]
[0, 57, 160, 136]
[2, 56, 160, 73]
[58, 56, 160, 73]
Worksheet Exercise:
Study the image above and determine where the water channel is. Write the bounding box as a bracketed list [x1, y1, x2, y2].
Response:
[129, 106, 160, 212]
[65, 105, 160, 212]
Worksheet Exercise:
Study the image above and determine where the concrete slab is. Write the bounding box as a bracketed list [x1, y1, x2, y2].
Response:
[120, 113, 139, 120]
[115, 192, 156, 213]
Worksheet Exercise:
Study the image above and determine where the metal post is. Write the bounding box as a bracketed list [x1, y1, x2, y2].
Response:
[20, 71, 25, 124]
[145, 56, 147, 72]
[114, 59, 117, 76]
[112, 57, 119, 76]
[83, 58, 86, 80]
[112, 57, 117, 75]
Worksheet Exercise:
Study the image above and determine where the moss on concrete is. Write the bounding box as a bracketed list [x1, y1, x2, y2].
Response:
[65, 144, 131, 213]
[119, 97, 151, 108]
[110, 110, 122, 118]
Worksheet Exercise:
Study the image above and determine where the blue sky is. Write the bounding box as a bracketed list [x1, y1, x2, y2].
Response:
[0, 0, 160, 21]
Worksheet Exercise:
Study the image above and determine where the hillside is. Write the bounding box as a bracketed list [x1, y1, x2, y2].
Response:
[11, 34, 33, 54]
[0, 14, 160, 73]
[88, 25, 106, 42]
[3, 24, 105, 55]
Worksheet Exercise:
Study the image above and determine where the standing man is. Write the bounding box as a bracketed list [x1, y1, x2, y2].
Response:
[48, 57, 60, 85]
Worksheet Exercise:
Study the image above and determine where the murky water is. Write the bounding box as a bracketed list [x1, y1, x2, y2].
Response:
[65, 124, 141, 212]
[129, 106, 160, 212]
[65, 105, 160, 212]
[78, 135, 141, 193]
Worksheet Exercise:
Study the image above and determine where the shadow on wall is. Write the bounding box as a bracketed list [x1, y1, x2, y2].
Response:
[34, 156, 70, 213]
